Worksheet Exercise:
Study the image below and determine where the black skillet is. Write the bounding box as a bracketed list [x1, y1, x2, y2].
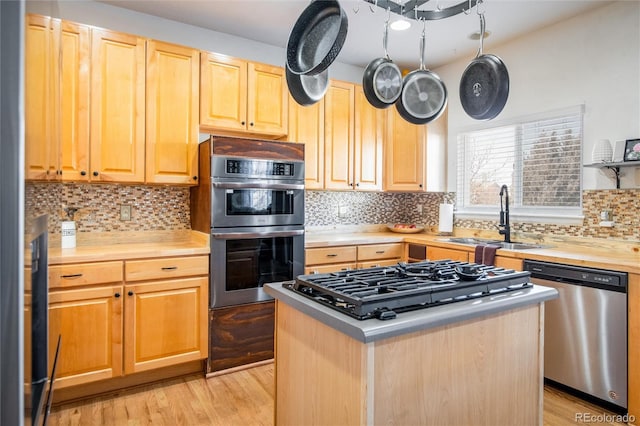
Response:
[459, 14, 509, 120]
[286, 63, 329, 106]
[396, 24, 448, 125]
[286, 0, 348, 76]
[362, 18, 403, 109]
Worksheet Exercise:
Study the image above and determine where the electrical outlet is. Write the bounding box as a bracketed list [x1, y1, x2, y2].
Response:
[120, 204, 132, 221]
[338, 205, 349, 217]
[416, 204, 423, 214]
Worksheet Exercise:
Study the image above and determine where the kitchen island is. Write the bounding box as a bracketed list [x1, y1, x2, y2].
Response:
[265, 280, 557, 426]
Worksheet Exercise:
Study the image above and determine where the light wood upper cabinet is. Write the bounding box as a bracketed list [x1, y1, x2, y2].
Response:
[25, 14, 60, 181]
[324, 80, 355, 190]
[384, 107, 426, 191]
[287, 95, 325, 189]
[248, 62, 288, 136]
[90, 28, 146, 183]
[146, 40, 200, 185]
[200, 53, 247, 132]
[60, 20, 91, 182]
[354, 86, 384, 191]
[200, 53, 288, 137]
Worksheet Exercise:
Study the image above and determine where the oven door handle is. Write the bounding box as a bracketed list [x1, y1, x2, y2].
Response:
[212, 181, 305, 190]
[212, 229, 305, 239]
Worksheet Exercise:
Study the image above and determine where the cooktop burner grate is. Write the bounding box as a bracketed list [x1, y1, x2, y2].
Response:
[284, 260, 532, 320]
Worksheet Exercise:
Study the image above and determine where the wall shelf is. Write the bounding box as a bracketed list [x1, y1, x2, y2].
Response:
[584, 161, 639, 189]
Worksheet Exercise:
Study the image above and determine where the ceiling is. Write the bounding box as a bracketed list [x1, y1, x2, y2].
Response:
[99, 0, 613, 71]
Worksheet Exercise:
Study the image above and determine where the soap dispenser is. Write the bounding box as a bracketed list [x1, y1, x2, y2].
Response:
[62, 207, 78, 249]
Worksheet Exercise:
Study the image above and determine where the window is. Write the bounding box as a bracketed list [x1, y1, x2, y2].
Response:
[456, 106, 583, 221]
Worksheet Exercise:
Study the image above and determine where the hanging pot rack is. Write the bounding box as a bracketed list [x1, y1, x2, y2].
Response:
[361, 0, 480, 21]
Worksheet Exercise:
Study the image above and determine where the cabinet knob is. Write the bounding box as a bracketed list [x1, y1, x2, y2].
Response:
[114, 292, 121, 298]
[93, 171, 99, 177]
[349, 182, 353, 187]
[128, 291, 134, 296]
[80, 170, 87, 176]
[241, 121, 246, 126]
[356, 183, 359, 187]
[419, 184, 423, 188]
[249, 122, 254, 127]
[192, 176, 198, 181]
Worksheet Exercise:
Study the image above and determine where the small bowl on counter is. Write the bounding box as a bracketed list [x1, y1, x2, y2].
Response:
[387, 224, 425, 234]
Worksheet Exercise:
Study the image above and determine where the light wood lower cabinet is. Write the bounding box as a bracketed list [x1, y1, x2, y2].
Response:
[124, 277, 207, 374]
[48, 255, 208, 389]
[49, 285, 123, 388]
[305, 243, 402, 274]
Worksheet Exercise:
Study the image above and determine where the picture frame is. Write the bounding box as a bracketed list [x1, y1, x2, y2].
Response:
[624, 139, 640, 162]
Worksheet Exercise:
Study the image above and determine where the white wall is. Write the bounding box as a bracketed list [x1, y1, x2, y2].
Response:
[25, 0, 365, 83]
[435, 1, 640, 191]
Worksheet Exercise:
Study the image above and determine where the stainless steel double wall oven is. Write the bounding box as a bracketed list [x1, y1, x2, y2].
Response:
[191, 136, 305, 308]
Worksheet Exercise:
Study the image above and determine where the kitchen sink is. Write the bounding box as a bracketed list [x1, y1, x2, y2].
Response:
[439, 237, 504, 245]
[438, 238, 551, 250]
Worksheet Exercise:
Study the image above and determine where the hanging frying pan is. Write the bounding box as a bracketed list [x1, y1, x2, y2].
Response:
[459, 13, 509, 120]
[396, 24, 448, 125]
[362, 16, 402, 109]
[286, 0, 348, 76]
[286, 63, 329, 106]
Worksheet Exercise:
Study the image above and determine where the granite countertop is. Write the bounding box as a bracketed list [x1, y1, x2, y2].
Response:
[265, 281, 558, 343]
[48, 230, 210, 264]
[305, 228, 640, 274]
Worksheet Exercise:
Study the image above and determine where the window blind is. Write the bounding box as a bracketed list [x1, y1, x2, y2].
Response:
[457, 106, 583, 216]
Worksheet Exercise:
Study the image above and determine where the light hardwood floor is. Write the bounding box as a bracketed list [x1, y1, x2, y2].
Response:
[48, 362, 628, 426]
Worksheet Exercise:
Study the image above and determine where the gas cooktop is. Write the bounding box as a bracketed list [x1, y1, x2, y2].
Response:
[284, 260, 532, 320]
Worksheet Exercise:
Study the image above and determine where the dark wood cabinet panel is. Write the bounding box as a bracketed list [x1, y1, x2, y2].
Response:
[208, 300, 275, 373]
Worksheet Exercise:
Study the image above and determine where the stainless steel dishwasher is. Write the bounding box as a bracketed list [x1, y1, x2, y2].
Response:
[523, 259, 628, 409]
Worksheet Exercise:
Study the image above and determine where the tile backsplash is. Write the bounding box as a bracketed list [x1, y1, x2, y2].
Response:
[26, 183, 191, 234]
[27, 183, 638, 242]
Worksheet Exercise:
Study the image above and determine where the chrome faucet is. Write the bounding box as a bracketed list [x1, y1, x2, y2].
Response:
[498, 185, 511, 243]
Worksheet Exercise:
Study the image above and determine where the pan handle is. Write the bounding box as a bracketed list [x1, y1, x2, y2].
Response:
[476, 12, 486, 58]
[419, 19, 426, 70]
[383, 11, 390, 59]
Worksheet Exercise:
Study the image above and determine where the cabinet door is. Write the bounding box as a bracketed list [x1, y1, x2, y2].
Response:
[494, 256, 523, 271]
[146, 40, 199, 185]
[385, 108, 426, 191]
[248, 62, 288, 136]
[48, 286, 123, 388]
[25, 14, 59, 181]
[324, 80, 355, 190]
[124, 277, 208, 374]
[287, 96, 325, 189]
[200, 52, 247, 132]
[90, 28, 145, 183]
[354, 86, 383, 191]
[60, 20, 91, 182]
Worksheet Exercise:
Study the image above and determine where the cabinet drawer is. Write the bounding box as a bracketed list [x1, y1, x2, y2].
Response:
[427, 247, 470, 262]
[125, 255, 209, 281]
[357, 243, 403, 261]
[49, 261, 123, 289]
[305, 246, 357, 266]
[304, 263, 358, 275]
[358, 259, 401, 269]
